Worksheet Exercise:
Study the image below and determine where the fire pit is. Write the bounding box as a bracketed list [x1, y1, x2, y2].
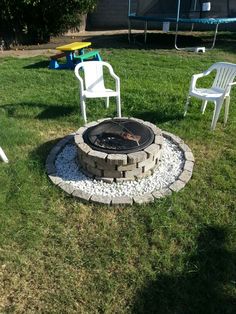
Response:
[46, 117, 195, 205]
[74, 118, 163, 182]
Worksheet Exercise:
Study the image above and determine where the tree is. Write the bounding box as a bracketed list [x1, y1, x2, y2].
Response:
[0, 0, 98, 45]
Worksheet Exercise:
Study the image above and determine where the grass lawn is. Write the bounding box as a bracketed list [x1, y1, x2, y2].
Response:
[0, 32, 236, 313]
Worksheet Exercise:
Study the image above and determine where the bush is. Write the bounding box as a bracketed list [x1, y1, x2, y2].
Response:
[0, 0, 97, 45]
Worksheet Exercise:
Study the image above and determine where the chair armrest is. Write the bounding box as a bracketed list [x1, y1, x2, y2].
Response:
[222, 81, 236, 98]
[228, 82, 236, 86]
[104, 63, 120, 92]
[190, 69, 212, 91]
[74, 64, 84, 92]
[114, 75, 120, 93]
[110, 71, 120, 92]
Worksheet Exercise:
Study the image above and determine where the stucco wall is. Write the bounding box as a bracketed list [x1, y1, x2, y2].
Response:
[87, 0, 129, 30]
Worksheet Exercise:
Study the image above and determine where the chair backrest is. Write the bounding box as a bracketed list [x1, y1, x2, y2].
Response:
[80, 61, 105, 91]
[211, 62, 236, 90]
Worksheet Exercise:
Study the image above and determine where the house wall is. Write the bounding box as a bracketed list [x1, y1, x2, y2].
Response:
[87, 0, 129, 30]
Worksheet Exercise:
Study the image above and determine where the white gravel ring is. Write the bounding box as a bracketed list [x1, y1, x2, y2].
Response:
[56, 139, 182, 195]
[46, 131, 194, 205]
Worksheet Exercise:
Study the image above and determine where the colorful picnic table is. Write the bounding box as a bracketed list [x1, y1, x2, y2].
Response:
[49, 41, 102, 70]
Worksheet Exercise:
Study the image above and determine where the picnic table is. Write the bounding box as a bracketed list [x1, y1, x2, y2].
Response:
[49, 41, 102, 69]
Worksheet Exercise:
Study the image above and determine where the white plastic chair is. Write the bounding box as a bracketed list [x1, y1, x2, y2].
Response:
[184, 62, 236, 130]
[74, 61, 121, 123]
[0, 146, 8, 163]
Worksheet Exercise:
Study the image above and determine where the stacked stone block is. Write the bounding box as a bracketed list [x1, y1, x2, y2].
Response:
[74, 118, 163, 183]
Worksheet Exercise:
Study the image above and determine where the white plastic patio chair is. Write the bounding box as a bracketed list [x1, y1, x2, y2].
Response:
[184, 62, 236, 130]
[74, 61, 121, 123]
[0, 146, 8, 163]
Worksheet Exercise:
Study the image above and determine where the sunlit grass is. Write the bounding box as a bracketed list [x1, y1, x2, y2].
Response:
[0, 35, 236, 313]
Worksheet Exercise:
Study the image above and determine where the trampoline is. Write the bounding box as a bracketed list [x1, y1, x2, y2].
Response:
[128, 0, 236, 51]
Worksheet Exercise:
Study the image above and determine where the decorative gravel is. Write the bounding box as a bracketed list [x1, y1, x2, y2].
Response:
[54, 138, 184, 198]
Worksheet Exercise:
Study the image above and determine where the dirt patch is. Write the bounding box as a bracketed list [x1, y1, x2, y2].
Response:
[0, 49, 56, 58]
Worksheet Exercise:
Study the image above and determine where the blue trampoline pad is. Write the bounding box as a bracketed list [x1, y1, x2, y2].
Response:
[129, 14, 236, 25]
[179, 17, 236, 24]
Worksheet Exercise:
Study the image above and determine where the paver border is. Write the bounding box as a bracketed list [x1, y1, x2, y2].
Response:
[46, 126, 194, 205]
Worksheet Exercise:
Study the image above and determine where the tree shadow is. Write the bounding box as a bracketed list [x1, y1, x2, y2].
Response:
[2, 102, 76, 120]
[81, 31, 236, 53]
[133, 31, 236, 52]
[207, 31, 236, 52]
[133, 32, 204, 50]
[26, 32, 207, 51]
[82, 32, 202, 50]
[132, 225, 236, 314]
[7, 31, 236, 53]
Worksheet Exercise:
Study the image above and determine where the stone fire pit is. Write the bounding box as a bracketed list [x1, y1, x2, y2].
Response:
[75, 118, 163, 183]
[46, 117, 195, 205]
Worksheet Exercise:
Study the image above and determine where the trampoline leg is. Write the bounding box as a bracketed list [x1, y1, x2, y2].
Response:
[191, 0, 198, 32]
[144, 20, 148, 45]
[174, 22, 181, 51]
[209, 23, 219, 50]
[128, 18, 131, 43]
[175, 0, 182, 50]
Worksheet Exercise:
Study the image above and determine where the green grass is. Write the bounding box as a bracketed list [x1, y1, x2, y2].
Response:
[1, 33, 236, 313]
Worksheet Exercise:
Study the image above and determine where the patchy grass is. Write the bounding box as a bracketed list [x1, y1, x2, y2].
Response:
[0, 33, 236, 313]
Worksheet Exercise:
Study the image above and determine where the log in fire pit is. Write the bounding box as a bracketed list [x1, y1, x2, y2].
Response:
[74, 118, 163, 183]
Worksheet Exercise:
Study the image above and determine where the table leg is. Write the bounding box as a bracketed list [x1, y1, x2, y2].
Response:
[79, 49, 84, 55]
[65, 52, 75, 69]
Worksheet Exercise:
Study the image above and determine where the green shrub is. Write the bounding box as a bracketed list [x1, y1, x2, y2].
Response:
[0, 0, 97, 45]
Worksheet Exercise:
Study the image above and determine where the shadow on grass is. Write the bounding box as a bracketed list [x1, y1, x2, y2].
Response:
[36, 105, 75, 119]
[132, 225, 236, 314]
[23, 60, 75, 70]
[3, 102, 76, 120]
[23, 60, 50, 69]
[30, 137, 64, 172]
[132, 110, 184, 124]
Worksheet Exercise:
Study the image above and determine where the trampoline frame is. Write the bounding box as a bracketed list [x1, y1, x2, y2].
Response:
[128, 0, 236, 51]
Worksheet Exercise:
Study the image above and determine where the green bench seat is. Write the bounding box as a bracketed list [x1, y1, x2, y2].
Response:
[74, 50, 102, 62]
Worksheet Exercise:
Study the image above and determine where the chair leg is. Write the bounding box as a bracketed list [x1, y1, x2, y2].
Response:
[116, 95, 121, 117]
[201, 100, 208, 114]
[0, 147, 8, 163]
[184, 96, 191, 116]
[105, 97, 109, 109]
[211, 100, 223, 131]
[224, 96, 230, 126]
[80, 97, 87, 123]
